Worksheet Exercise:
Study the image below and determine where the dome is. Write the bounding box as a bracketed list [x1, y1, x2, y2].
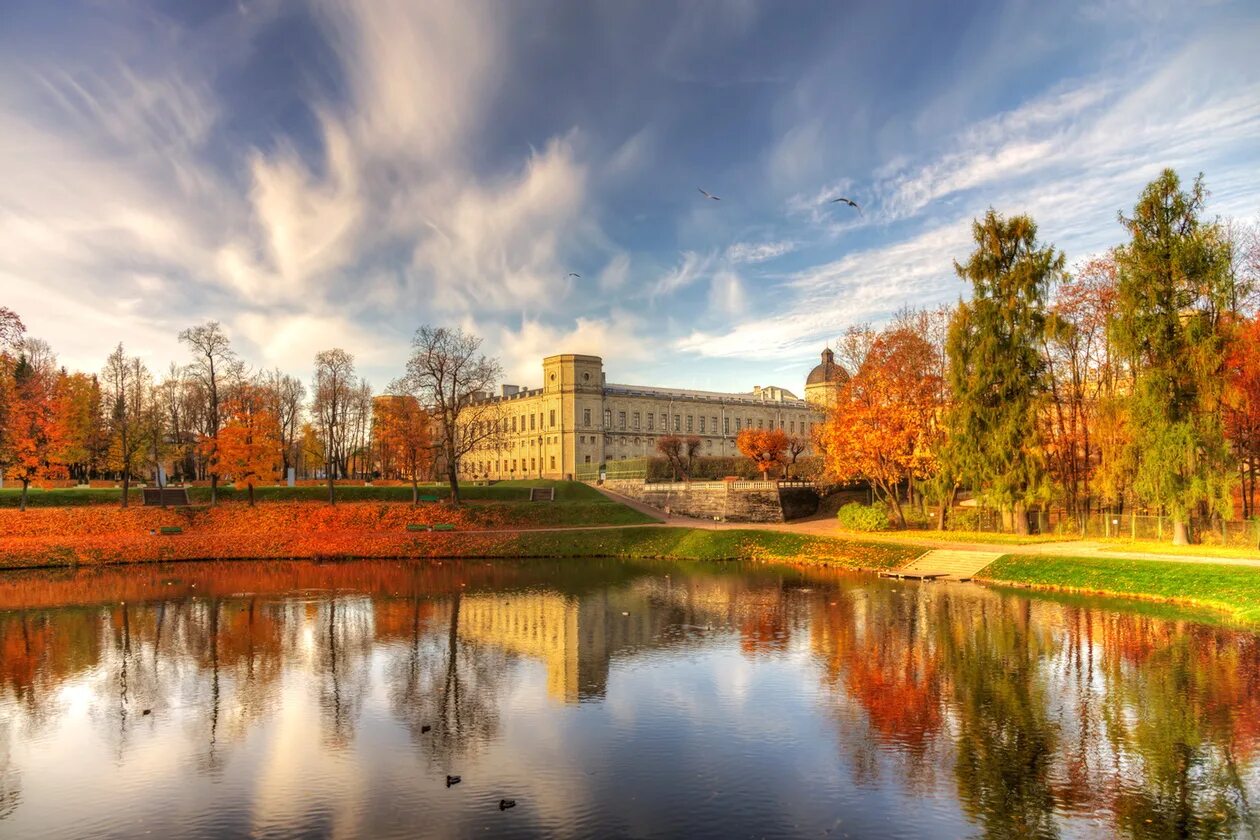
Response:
[805, 348, 847, 387]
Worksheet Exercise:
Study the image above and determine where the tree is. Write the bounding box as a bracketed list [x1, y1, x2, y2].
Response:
[53, 372, 106, 483]
[6, 353, 63, 510]
[1042, 255, 1122, 524]
[179, 321, 239, 505]
[377, 389, 434, 505]
[311, 349, 359, 505]
[218, 384, 281, 506]
[819, 325, 943, 527]
[656, 435, 685, 481]
[0, 308, 27, 487]
[737, 427, 788, 480]
[400, 326, 502, 507]
[784, 436, 809, 478]
[102, 344, 150, 508]
[1225, 315, 1260, 519]
[945, 210, 1063, 534]
[261, 368, 305, 481]
[1111, 170, 1236, 545]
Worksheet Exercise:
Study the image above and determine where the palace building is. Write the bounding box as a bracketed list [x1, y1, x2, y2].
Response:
[458, 350, 840, 481]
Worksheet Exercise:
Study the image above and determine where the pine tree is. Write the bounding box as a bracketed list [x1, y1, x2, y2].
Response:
[945, 210, 1063, 534]
[1111, 169, 1236, 545]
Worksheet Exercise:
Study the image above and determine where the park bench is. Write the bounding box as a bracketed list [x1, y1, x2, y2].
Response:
[432, 523, 456, 532]
[406, 524, 430, 532]
[143, 488, 191, 507]
[529, 487, 555, 502]
[157, 526, 183, 535]
[417, 494, 441, 504]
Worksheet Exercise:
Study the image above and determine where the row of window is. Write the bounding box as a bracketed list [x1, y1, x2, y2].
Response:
[473, 408, 814, 439]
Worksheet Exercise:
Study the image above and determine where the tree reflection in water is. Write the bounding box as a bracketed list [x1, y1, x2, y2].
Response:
[0, 559, 1257, 838]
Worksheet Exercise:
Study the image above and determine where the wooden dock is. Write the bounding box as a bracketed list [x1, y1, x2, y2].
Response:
[881, 549, 1002, 582]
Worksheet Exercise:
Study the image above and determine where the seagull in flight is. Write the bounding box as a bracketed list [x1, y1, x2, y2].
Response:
[697, 187, 721, 201]
[567, 272, 581, 278]
[829, 196, 862, 213]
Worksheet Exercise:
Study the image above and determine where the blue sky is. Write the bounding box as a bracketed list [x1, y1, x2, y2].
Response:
[2, 0, 1258, 395]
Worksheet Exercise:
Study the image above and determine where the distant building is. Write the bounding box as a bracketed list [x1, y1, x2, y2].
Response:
[457, 352, 833, 481]
[803, 347, 848, 409]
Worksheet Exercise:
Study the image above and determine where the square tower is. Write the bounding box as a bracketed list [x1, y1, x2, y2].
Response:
[541, 354, 605, 479]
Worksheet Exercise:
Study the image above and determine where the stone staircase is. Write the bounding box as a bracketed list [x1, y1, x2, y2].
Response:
[881, 549, 1002, 582]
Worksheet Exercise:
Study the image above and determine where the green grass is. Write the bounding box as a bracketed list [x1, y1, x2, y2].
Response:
[978, 554, 1260, 624]
[1095, 539, 1260, 560]
[888, 529, 1077, 545]
[496, 527, 918, 568]
[0, 479, 610, 508]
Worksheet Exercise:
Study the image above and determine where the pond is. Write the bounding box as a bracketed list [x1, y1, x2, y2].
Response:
[0, 557, 1257, 839]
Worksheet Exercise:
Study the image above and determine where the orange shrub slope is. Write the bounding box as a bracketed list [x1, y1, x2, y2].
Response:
[0, 501, 515, 567]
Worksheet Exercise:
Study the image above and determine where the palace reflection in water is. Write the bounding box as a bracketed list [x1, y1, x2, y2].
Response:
[1, 558, 1258, 838]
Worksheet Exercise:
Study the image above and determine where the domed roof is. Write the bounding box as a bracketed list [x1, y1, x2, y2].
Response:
[805, 347, 847, 387]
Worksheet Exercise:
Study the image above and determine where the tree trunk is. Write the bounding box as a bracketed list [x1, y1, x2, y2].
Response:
[210, 473, 218, 506]
[327, 469, 335, 505]
[448, 462, 461, 507]
[411, 478, 419, 507]
[1013, 501, 1030, 536]
[886, 492, 907, 529]
[20, 479, 29, 512]
[121, 472, 130, 509]
[248, 484, 255, 507]
[1172, 518, 1190, 546]
[937, 484, 957, 531]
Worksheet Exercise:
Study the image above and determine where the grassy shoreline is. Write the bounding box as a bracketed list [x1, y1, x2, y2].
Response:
[977, 554, 1260, 624]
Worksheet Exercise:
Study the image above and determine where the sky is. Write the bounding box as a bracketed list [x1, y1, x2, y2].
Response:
[2, 0, 1259, 396]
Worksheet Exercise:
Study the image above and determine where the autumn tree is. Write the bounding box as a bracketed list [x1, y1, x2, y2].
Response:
[1111, 170, 1236, 545]
[261, 368, 305, 481]
[102, 344, 150, 508]
[784, 436, 809, 478]
[820, 325, 943, 527]
[6, 352, 63, 510]
[400, 326, 502, 507]
[0, 308, 27, 486]
[311, 348, 359, 504]
[377, 388, 433, 505]
[945, 210, 1063, 534]
[1042, 254, 1122, 524]
[179, 321, 239, 505]
[737, 427, 788, 480]
[53, 372, 106, 482]
[656, 435, 685, 481]
[1224, 315, 1260, 519]
[218, 384, 281, 506]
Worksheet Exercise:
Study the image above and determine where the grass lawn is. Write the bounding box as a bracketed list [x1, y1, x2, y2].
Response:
[1094, 539, 1260, 560]
[501, 527, 918, 568]
[885, 529, 1076, 546]
[978, 554, 1260, 624]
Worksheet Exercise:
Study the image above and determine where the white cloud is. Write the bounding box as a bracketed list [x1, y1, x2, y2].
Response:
[707, 270, 746, 316]
[652, 250, 716, 298]
[725, 240, 796, 264]
[493, 313, 652, 387]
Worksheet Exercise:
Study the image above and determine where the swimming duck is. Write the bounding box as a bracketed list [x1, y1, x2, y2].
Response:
[446, 775, 461, 787]
[499, 799, 516, 810]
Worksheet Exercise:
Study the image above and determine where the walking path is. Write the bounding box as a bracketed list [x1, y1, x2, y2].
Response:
[589, 485, 1260, 571]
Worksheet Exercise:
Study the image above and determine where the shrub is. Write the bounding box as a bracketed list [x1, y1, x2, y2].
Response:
[837, 502, 890, 532]
[946, 508, 983, 532]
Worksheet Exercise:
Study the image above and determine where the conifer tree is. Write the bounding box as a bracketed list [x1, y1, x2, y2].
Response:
[1111, 169, 1235, 544]
[945, 210, 1063, 534]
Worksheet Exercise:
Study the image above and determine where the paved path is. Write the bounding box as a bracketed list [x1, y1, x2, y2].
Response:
[589, 485, 1260, 571]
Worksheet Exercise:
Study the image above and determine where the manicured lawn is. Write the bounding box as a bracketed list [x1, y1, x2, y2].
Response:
[978, 554, 1260, 624]
[502, 527, 918, 568]
[887, 529, 1076, 546]
[1095, 539, 1260, 560]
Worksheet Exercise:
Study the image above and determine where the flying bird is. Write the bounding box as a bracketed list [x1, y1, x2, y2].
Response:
[697, 187, 721, 201]
[829, 196, 862, 213]
[567, 273, 581, 278]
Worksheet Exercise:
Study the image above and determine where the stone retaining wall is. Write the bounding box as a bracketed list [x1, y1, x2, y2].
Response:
[603, 479, 819, 523]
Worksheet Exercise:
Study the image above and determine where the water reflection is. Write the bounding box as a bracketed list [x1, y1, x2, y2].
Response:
[0, 559, 1258, 838]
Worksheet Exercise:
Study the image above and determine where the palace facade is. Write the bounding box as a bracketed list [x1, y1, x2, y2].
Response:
[458, 350, 840, 481]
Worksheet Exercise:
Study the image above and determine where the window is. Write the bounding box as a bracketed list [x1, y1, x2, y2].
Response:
[647, 414, 654, 431]
[549, 410, 556, 428]
[512, 459, 517, 471]
[698, 416, 705, 433]
[512, 416, 518, 432]
[706, 439, 713, 449]
[530, 458, 536, 470]
[618, 411, 627, 429]
[673, 414, 681, 431]
[711, 417, 718, 434]
[583, 408, 591, 427]
[790, 420, 795, 433]
[735, 417, 741, 432]
[757, 419, 763, 429]
[686, 415, 693, 432]
[724, 417, 730, 434]
[661, 413, 668, 430]
[550, 455, 556, 469]
[584, 455, 591, 463]
[632, 411, 640, 430]
[604, 409, 612, 428]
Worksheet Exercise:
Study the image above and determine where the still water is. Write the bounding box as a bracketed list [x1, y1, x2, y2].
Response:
[0, 557, 1257, 839]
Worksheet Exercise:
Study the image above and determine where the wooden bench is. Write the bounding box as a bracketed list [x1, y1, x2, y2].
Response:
[417, 495, 441, 503]
[143, 488, 191, 507]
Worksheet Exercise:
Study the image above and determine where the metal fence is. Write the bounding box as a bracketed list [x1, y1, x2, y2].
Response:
[603, 458, 649, 481]
[936, 506, 1260, 547]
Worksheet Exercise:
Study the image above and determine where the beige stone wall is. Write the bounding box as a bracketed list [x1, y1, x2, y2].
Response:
[603, 478, 796, 523]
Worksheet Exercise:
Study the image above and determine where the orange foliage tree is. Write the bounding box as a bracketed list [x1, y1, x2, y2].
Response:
[1225, 314, 1260, 519]
[736, 427, 788, 479]
[217, 384, 281, 506]
[818, 325, 943, 527]
[375, 392, 433, 505]
[6, 353, 65, 510]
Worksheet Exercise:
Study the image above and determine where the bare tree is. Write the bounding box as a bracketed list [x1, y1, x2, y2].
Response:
[312, 349, 358, 504]
[102, 344, 151, 508]
[401, 326, 502, 506]
[261, 369, 306, 481]
[179, 321, 239, 505]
